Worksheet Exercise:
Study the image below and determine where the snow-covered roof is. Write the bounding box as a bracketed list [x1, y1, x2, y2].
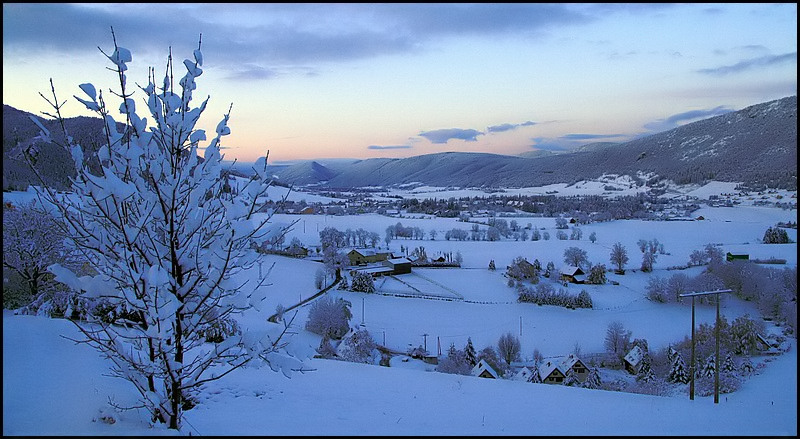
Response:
[624, 345, 644, 367]
[471, 359, 498, 378]
[512, 366, 533, 381]
[539, 355, 585, 380]
[538, 359, 564, 380]
[386, 257, 411, 264]
[560, 265, 584, 276]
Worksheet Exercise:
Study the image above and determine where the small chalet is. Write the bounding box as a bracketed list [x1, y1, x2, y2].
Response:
[512, 366, 538, 382]
[539, 360, 567, 384]
[283, 244, 309, 258]
[559, 265, 586, 284]
[538, 355, 588, 385]
[623, 345, 645, 375]
[471, 359, 499, 379]
[347, 248, 392, 266]
[726, 252, 750, 262]
[383, 257, 412, 275]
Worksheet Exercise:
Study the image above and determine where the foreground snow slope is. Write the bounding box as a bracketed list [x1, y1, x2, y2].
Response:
[3, 311, 796, 436]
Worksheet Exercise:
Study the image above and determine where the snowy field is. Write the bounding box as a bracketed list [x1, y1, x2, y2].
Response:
[2, 187, 797, 435]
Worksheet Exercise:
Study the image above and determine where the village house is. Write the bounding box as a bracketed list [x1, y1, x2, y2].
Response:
[539, 354, 588, 384]
[471, 359, 499, 379]
[559, 265, 586, 284]
[623, 345, 645, 375]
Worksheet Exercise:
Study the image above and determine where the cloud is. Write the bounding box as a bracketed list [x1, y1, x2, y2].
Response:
[531, 133, 628, 152]
[224, 64, 279, 81]
[696, 52, 797, 76]
[486, 121, 536, 133]
[643, 106, 734, 132]
[367, 144, 412, 150]
[419, 128, 484, 144]
[561, 133, 626, 140]
[2, 3, 593, 70]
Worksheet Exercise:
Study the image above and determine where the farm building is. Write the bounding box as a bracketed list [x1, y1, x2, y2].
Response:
[347, 248, 393, 266]
[384, 258, 412, 275]
[726, 252, 750, 262]
[471, 359, 498, 379]
[559, 265, 586, 284]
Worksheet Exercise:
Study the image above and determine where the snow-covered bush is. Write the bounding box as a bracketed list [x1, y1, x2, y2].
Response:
[337, 327, 379, 364]
[763, 226, 791, 244]
[587, 264, 607, 285]
[2, 202, 79, 309]
[306, 296, 352, 339]
[436, 343, 471, 375]
[350, 271, 375, 293]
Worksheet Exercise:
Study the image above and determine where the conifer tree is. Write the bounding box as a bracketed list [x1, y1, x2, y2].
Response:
[722, 352, 736, 373]
[582, 367, 602, 389]
[668, 351, 690, 384]
[464, 337, 477, 367]
[528, 365, 542, 384]
[702, 354, 716, 378]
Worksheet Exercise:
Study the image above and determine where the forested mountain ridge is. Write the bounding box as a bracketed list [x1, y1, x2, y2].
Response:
[4, 95, 797, 191]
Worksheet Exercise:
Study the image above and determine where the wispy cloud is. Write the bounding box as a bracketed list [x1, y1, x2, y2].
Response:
[530, 133, 627, 151]
[561, 133, 626, 140]
[367, 144, 412, 150]
[643, 106, 733, 132]
[419, 128, 484, 144]
[696, 52, 797, 76]
[486, 121, 536, 133]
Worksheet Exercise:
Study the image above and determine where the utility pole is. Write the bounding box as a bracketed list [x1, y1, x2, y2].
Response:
[437, 336, 441, 356]
[679, 289, 732, 403]
[422, 333, 428, 352]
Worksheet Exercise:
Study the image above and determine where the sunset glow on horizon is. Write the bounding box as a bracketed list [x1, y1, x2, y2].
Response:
[3, 3, 796, 163]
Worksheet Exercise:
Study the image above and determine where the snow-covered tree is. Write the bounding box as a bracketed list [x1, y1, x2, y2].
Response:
[306, 296, 352, 339]
[702, 354, 716, 378]
[763, 226, 790, 244]
[350, 271, 375, 293]
[314, 268, 326, 289]
[337, 327, 378, 364]
[668, 350, 690, 384]
[563, 246, 589, 269]
[464, 337, 478, 367]
[488, 259, 496, 271]
[337, 275, 349, 290]
[436, 343, 470, 375]
[570, 226, 582, 240]
[497, 332, 521, 366]
[587, 264, 607, 285]
[544, 261, 555, 278]
[722, 352, 736, 373]
[564, 368, 581, 386]
[739, 356, 755, 375]
[528, 365, 543, 384]
[3, 202, 78, 308]
[316, 335, 337, 359]
[589, 231, 597, 244]
[640, 249, 657, 272]
[609, 242, 629, 274]
[605, 321, 632, 360]
[582, 367, 602, 389]
[531, 228, 541, 241]
[555, 217, 569, 229]
[32, 33, 309, 429]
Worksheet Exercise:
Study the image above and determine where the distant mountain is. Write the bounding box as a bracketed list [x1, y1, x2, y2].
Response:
[4, 95, 797, 191]
[272, 95, 797, 190]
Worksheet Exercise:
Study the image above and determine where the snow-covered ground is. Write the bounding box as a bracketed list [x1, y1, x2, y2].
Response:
[2, 188, 797, 435]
